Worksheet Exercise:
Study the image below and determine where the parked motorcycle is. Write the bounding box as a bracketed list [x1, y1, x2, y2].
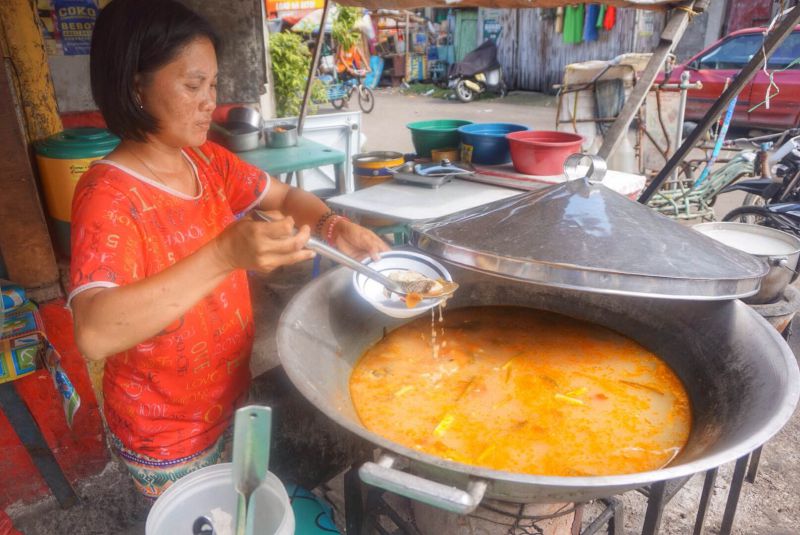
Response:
[721, 130, 800, 204]
[723, 129, 800, 233]
[447, 40, 507, 103]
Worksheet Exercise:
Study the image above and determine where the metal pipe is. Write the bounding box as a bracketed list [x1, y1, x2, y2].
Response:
[297, 0, 332, 136]
[671, 71, 691, 184]
[639, 6, 800, 203]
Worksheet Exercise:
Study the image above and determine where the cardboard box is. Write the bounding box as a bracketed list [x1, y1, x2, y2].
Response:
[0, 302, 44, 384]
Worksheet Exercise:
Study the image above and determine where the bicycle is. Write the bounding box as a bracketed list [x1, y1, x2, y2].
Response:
[329, 70, 375, 114]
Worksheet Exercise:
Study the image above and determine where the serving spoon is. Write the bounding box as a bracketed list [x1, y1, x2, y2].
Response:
[252, 211, 458, 300]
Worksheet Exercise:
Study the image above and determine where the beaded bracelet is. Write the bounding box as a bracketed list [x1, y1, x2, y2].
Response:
[314, 210, 336, 237]
[325, 215, 349, 246]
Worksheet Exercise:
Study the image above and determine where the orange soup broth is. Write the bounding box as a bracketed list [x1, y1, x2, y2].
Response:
[349, 306, 691, 477]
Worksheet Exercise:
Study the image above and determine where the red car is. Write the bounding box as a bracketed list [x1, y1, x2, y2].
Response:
[667, 26, 800, 130]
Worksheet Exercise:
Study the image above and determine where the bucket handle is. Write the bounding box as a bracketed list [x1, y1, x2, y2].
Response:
[359, 453, 488, 515]
[564, 153, 607, 185]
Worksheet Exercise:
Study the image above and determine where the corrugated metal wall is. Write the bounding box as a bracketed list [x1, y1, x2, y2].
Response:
[494, 8, 663, 93]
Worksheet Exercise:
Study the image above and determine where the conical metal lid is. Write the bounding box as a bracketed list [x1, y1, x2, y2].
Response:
[412, 157, 768, 300]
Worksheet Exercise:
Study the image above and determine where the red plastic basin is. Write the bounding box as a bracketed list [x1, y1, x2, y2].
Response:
[506, 131, 584, 176]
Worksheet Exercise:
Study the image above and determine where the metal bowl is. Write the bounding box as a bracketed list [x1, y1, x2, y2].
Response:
[277, 265, 799, 510]
[265, 124, 298, 148]
[226, 106, 262, 130]
[211, 122, 260, 152]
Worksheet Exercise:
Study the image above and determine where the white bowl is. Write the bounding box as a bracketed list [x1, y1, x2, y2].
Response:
[352, 251, 454, 319]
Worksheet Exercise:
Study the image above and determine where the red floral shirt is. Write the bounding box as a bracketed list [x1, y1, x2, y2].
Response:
[69, 141, 269, 460]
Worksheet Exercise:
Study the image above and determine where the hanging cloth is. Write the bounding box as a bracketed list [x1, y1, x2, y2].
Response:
[563, 4, 585, 44]
[555, 7, 564, 34]
[583, 4, 600, 42]
[596, 4, 607, 29]
[603, 5, 617, 31]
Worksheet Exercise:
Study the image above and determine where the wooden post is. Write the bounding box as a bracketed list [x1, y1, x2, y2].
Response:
[0, 0, 63, 143]
[297, 0, 332, 136]
[0, 64, 61, 292]
[404, 12, 410, 83]
[0, 1, 61, 294]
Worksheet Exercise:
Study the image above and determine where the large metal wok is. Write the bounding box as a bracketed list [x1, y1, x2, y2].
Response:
[277, 265, 800, 512]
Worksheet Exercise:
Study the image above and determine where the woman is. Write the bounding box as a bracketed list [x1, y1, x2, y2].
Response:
[336, 43, 370, 79]
[69, 0, 388, 498]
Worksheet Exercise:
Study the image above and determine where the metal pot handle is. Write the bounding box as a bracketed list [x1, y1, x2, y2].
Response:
[359, 454, 488, 514]
[775, 257, 800, 282]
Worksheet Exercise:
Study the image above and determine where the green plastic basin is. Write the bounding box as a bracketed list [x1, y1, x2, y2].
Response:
[407, 119, 472, 158]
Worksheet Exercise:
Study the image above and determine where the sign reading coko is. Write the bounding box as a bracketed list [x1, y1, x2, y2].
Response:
[53, 0, 98, 55]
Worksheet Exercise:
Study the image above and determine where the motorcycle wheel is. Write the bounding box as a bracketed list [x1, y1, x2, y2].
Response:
[358, 86, 375, 113]
[740, 194, 766, 224]
[723, 205, 800, 235]
[331, 98, 345, 109]
[455, 80, 476, 103]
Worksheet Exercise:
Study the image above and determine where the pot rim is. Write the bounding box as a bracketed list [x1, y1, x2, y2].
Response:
[693, 221, 800, 258]
[277, 268, 800, 491]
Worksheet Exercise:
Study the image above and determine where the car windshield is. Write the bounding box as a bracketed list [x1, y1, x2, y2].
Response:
[699, 34, 763, 69]
[698, 32, 800, 70]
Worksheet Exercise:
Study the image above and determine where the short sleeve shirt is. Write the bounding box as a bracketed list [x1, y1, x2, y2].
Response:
[69, 141, 269, 460]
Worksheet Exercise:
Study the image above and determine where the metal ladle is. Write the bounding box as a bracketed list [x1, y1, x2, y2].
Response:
[253, 211, 457, 299]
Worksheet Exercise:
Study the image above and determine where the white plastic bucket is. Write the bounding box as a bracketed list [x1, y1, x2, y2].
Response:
[146, 463, 295, 535]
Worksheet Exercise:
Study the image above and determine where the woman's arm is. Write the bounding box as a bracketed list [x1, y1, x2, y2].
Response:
[257, 179, 389, 259]
[71, 217, 312, 361]
[258, 177, 330, 229]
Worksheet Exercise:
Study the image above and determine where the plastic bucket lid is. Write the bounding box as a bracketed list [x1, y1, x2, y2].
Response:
[35, 127, 120, 159]
[146, 463, 294, 535]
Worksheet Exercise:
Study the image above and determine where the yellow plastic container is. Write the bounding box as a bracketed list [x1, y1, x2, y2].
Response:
[352, 151, 404, 189]
[34, 128, 120, 256]
[352, 151, 405, 228]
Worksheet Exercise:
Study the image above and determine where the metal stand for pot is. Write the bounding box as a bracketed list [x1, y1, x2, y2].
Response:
[344, 466, 752, 535]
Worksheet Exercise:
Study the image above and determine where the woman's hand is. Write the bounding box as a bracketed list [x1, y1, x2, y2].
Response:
[331, 220, 390, 261]
[213, 215, 314, 273]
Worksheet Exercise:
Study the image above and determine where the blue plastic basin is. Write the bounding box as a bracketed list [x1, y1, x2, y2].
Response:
[457, 123, 530, 165]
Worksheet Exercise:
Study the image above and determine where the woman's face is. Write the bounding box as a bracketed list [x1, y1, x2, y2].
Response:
[137, 37, 218, 148]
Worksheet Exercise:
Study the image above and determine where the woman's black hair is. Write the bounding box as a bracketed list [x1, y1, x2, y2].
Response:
[90, 0, 221, 142]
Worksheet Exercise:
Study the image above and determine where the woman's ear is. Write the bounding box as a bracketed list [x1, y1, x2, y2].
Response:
[133, 73, 144, 109]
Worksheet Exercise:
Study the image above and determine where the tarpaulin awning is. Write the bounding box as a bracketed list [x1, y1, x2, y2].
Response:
[335, 0, 674, 10]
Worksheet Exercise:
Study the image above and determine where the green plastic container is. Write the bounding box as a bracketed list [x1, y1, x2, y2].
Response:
[35, 128, 120, 256]
[407, 119, 472, 158]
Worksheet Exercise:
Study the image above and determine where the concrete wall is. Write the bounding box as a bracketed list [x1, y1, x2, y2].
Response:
[50, 0, 267, 113]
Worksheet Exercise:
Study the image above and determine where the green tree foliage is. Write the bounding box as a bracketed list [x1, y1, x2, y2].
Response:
[332, 6, 361, 50]
[270, 32, 327, 118]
